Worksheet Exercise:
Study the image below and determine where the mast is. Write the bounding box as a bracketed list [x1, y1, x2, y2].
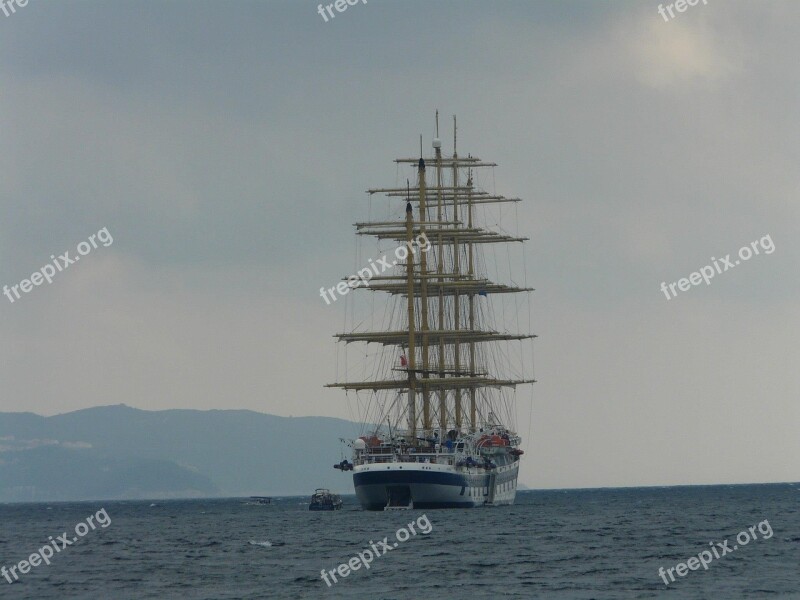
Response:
[452, 115, 462, 430]
[418, 155, 432, 434]
[434, 111, 447, 437]
[405, 199, 417, 441]
[467, 169, 477, 429]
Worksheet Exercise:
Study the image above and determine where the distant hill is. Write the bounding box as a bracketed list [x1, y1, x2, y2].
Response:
[0, 405, 363, 502]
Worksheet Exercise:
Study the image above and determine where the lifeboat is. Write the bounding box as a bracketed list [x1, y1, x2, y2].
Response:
[478, 435, 510, 447]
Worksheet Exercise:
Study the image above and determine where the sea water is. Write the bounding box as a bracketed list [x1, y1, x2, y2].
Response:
[0, 484, 798, 599]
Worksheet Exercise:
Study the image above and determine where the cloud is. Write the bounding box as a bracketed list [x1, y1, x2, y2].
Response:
[0, 0, 797, 489]
[61, 441, 93, 449]
[628, 16, 743, 89]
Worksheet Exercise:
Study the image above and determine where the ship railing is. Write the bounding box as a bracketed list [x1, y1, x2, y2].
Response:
[362, 445, 458, 457]
[359, 453, 456, 466]
[400, 453, 454, 465]
[363, 446, 394, 455]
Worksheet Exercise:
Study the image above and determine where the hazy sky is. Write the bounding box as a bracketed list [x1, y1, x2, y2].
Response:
[1, 0, 797, 489]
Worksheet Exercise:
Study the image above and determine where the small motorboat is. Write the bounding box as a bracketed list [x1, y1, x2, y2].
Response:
[249, 496, 273, 505]
[309, 488, 343, 511]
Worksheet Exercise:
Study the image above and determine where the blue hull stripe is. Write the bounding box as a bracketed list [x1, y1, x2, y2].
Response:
[354, 470, 468, 487]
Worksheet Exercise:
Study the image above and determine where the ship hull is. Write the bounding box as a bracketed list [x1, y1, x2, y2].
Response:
[353, 459, 519, 510]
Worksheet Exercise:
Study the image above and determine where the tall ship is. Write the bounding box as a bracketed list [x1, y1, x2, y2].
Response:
[328, 113, 536, 510]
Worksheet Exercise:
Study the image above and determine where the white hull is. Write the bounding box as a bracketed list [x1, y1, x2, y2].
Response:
[353, 458, 520, 510]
